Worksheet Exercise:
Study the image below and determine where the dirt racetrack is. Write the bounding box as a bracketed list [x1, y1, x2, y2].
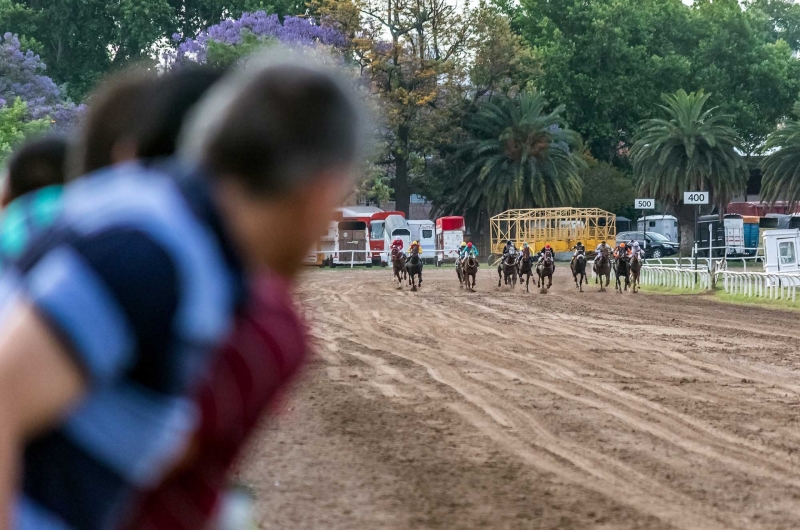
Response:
[237, 266, 800, 529]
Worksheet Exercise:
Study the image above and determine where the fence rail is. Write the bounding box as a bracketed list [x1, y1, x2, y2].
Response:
[717, 270, 800, 302]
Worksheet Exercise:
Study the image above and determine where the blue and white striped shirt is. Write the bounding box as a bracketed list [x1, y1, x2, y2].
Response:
[1, 163, 244, 530]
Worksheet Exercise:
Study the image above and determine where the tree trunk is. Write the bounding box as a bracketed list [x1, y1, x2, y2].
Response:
[393, 125, 411, 217]
[676, 203, 696, 257]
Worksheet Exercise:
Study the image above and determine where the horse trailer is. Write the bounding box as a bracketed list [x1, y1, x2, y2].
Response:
[763, 229, 800, 284]
[637, 215, 678, 243]
[408, 220, 436, 264]
[384, 215, 412, 262]
[436, 216, 465, 265]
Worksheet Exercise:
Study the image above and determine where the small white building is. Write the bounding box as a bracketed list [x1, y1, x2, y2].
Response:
[637, 215, 679, 242]
[408, 220, 436, 263]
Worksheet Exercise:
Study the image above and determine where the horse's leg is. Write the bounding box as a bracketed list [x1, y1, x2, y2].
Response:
[497, 265, 502, 288]
[548, 271, 552, 289]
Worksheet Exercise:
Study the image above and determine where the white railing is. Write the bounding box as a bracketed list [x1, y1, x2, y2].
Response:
[717, 270, 800, 303]
[638, 266, 712, 290]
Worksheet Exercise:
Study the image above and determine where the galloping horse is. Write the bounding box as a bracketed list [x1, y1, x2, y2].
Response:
[462, 253, 479, 291]
[406, 248, 423, 291]
[391, 247, 407, 287]
[629, 252, 642, 293]
[518, 247, 535, 293]
[537, 250, 555, 291]
[614, 252, 631, 292]
[497, 249, 518, 288]
[571, 252, 588, 292]
[594, 249, 612, 291]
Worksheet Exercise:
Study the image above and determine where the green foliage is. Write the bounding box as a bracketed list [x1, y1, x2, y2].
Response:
[0, 98, 50, 167]
[438, 91, 584, 230]
[630, 89, 747, 252]
[760, 102, 800, 209]
[206, 31, 274, 68]
[578, 157, 636, 218]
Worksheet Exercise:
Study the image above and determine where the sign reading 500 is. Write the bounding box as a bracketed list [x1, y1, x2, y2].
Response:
[683, 191, 709, 205]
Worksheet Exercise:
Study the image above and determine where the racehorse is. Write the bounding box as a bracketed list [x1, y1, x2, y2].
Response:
[537, 250, 555, 291]
[391, 247, 407, 287]
[517, 247, 535, 293]
[594, 249, 612, 291]
[571, 252, 587, 292]
[614, 252, 631, 292]
[406, 249, 423, 291]
[462, 253, 479, 291]
[456, 255, 464, 287]
[497, 249, 518, 288]
[629, 252, 642, 293]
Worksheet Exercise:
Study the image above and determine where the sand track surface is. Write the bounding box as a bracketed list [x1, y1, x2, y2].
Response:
[237, 267, 800, 529]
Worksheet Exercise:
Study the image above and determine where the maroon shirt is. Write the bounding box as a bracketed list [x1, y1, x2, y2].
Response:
[124, 273, 308, 529]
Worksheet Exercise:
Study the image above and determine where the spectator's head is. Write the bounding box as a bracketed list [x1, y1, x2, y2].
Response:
[133, 67, 226, 161]
[3, 136, 69, 206]
[181, 52, 364, 277]
[71, 69, 155, 178]
[72, 67, 225, 179]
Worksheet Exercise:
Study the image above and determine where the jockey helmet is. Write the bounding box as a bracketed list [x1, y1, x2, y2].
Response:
[545, 244, 551, 249]
[461, 241, 467, 247]
[394, 238, 402, 243]
[467, 242, 473, 248]
[620, 242, 626, 248]
[523, 242, 529, 247]
[413, 240, 419, 245]
[577, 241, 582, 246]
[507, 240, 513, 245]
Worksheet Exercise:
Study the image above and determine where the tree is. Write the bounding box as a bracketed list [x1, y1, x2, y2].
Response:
[578, 157, 637, 219]
[0, 97, 50, 166]
[630, 89, 747, 254]
[0, 33, 83, 131]
[759, 102, 800, 209]
[437, 91, 584, 234]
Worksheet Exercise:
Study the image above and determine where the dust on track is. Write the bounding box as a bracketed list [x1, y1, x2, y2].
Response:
[237, 266, 800, 529]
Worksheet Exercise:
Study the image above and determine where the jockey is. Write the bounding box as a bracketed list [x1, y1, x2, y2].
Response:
[570, 241, 585, 265]
[595, 241, 611, 258]
[630, 240, 644, 260]
[407, 240, 422, 256]
[463, 242, 479, 266]
[390, 237, 405, 260]
[520, 242, 533, 260]
[538, 244, 554, 268]
[456, 241, 467, 266]
[502, 240, 517, 260]
[614, 241, 631, 260]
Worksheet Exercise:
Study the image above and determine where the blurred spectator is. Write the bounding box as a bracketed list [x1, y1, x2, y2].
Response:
[0, 53, 361, 530]
[0, 136, 68, 267]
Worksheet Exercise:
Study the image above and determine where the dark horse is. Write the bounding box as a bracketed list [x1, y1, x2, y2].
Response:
[629, 252, 642, 293]
[537, 250, 554, 291]
[462, 253, 479, 291]
[594, 249, 612, 291]
[391, 247, 407, 287]
[614, 252, 631, 292]
[571, 252, 588, 292]
[497, 249, 518, 288]
[406, 249, 423, 291]
[517, 247, 535, 293]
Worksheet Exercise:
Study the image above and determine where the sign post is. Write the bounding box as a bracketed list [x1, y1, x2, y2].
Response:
[684, 191, 709, 284]
[635, 199, 655, 257]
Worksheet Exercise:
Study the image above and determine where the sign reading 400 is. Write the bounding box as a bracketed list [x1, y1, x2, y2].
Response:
[683, 191, 709, 205]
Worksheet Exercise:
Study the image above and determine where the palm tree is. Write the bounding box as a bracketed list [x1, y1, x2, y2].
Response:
[439, 91, 584, 235]
[631, 89, 747, 255]
[760, 102, 800, 210]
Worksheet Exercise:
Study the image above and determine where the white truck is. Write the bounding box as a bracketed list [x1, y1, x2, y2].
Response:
[408, 220, 436, 264]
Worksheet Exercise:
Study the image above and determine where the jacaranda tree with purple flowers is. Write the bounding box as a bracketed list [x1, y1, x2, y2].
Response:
[169, 11, 347, 68]
[0, 33, 84, 132]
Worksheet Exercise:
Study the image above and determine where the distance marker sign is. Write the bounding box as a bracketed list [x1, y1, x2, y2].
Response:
[683, 191, 709, 205]
[635, 199, 655, 209]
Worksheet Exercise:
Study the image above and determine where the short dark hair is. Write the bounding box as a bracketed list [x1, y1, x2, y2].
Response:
[72, 70, 155, 177]
[194, 61, 361, 195]
[6, 136, 68, 201]
[134, 67, 225, 161]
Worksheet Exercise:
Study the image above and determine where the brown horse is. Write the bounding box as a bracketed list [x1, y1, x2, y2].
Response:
[537, 250, 554, 291]
[391, 247, 407, 287]
[462, 253, 479, 291]
[406, 249, 423, 291]
[497, 249, 518, 288]
[518, 247, 535, 293]
[630, 252, 642, 293]
[571, 252, 587, 292]
[594, 249, 612, 291]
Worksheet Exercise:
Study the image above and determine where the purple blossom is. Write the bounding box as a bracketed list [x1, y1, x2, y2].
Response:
[0, 33, 84, 131]
[168, 12, 347, 66]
